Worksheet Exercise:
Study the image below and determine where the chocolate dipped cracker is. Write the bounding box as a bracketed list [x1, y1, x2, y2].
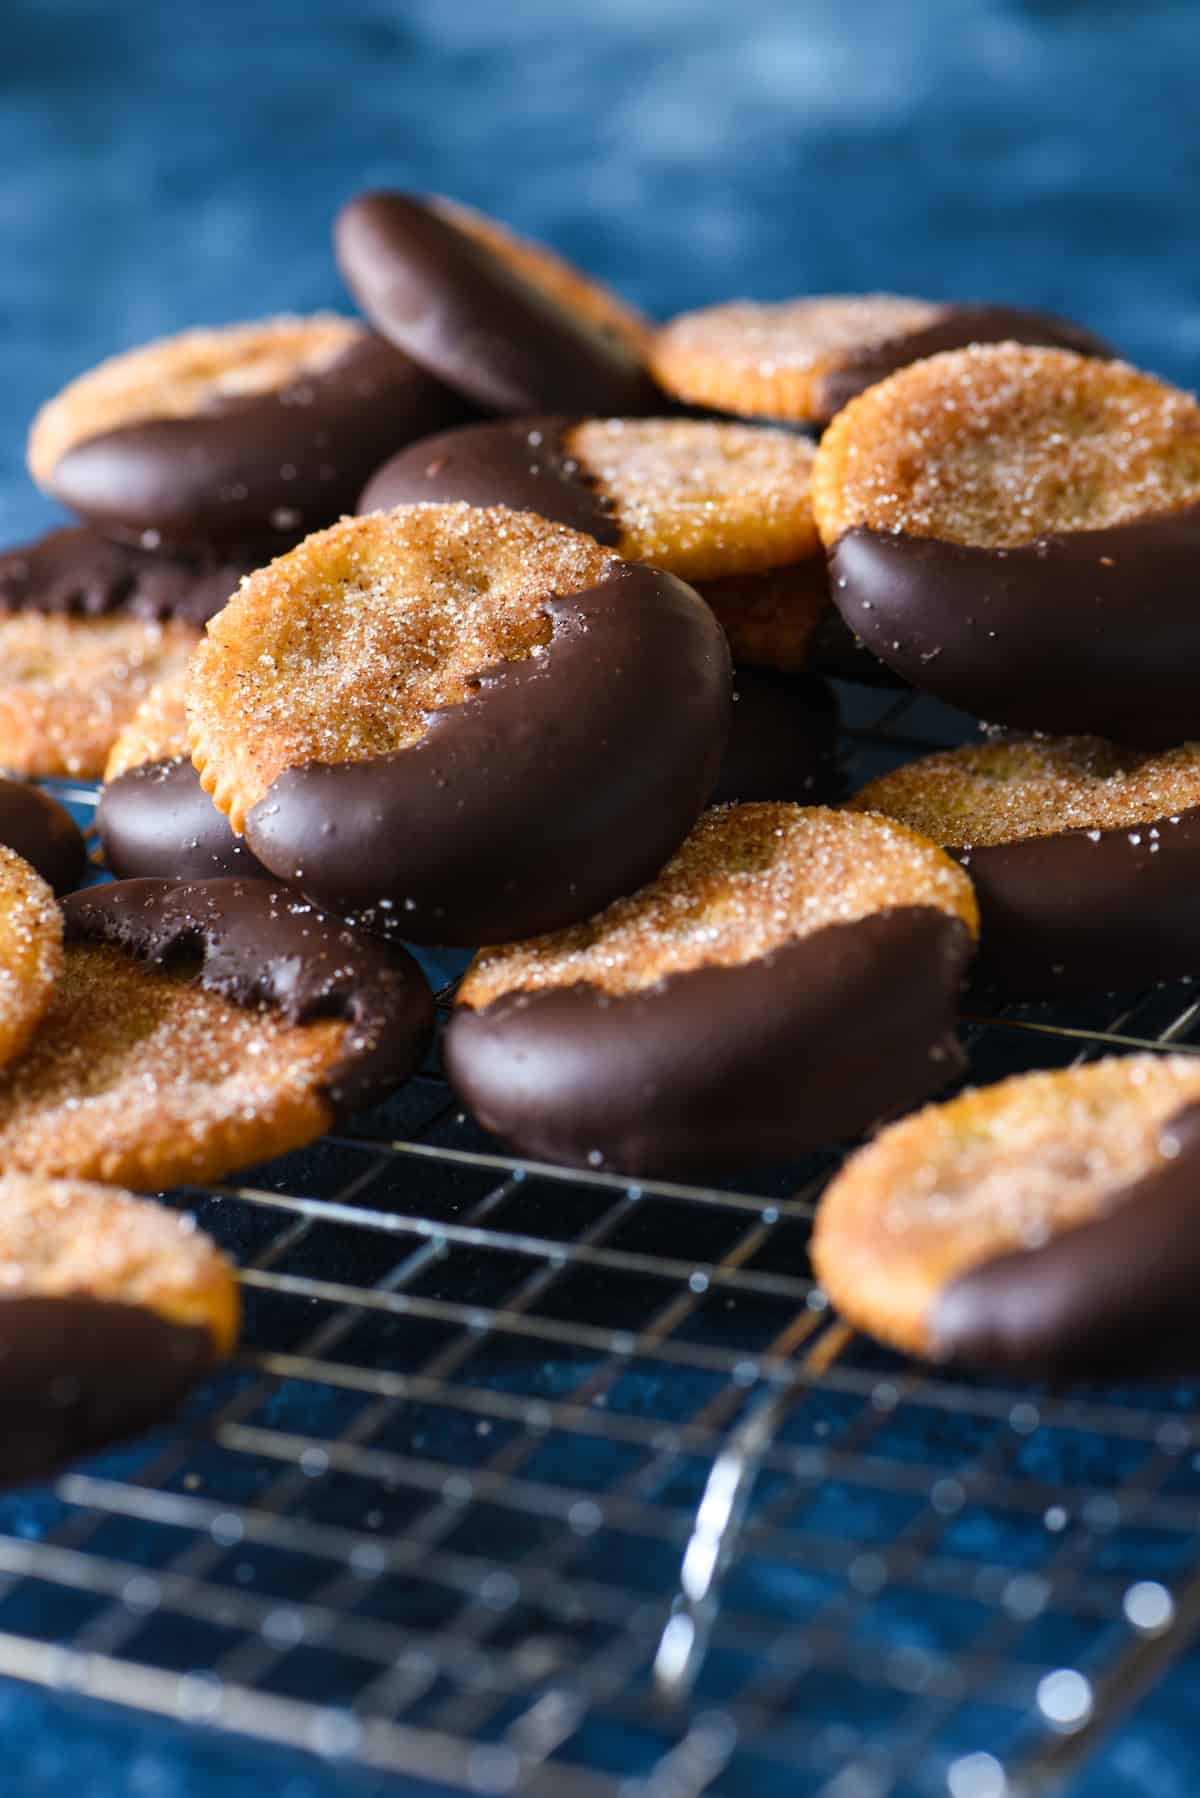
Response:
[813, 1055, 1200, 1376]
[0, 1176, 238, 1488]
[650, 295, 1109, 425]
[445, 803, 977, 1176]
[188, 505, 731, 945]
[850, 735, 1200, 993]
[0, 878, 434, 1189]
[29, 316, 464, 553]
[336, 193, 658, 416]
[813, 344, 1200, 746]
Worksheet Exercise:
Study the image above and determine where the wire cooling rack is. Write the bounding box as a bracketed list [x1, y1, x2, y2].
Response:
[1, 682, 1199, 1798]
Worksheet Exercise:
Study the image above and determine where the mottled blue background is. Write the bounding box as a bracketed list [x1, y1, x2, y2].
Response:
[6, 0, 1200, 546]
[5, 0, 1200, 1792]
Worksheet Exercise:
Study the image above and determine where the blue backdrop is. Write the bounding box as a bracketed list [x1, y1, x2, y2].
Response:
[4, 2, 1200, 1793]
[5, 0, 1200, 546]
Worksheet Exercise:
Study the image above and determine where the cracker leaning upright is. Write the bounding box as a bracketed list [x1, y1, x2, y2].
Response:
[813, 344, 1200, 745]
[187, 504, 732, 944]
[336, 193, 658, 417]
[427, 196, 653, 359]
[445, 803, 977, 1176]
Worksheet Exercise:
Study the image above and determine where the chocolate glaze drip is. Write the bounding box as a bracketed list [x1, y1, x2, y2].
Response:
[98, 757, 270, 883]
[0, 526, 255, 626]
[932, 1102, 1200, 1377]
[336, 193, 659, 417]
[0, 1294, 214, 1490]
[830, 507, 1200, 746]
[445, 907, 973, 1177]
[953, 804, 1200, 995]
[0, 778, 86, 893]
[61, 877, 434, 1115]
[359, 416, 621, 543]
[46, 333, 466, 554]
[715, 670, 841, 804]
[814, 304, 1112, 420]
[245, 564, 732, 946]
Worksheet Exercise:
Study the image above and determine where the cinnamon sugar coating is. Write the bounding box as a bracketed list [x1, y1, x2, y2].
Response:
[0, 1175, 239, 1355]
[29, 314, 363, 486]
[650, 295, 943, 420]
[812, 344, 1200, 549]
[104, 664, 191, 780]
[0, 614, 199, 778]
[429, 197, 652, 357]
[568, 418, 820, 580]
[0, 847, 62, 1073]
[0, 943, 346, 1188]
[458, 801, 977, 1007]
[849, 736, 1200, 847]
[188, 504, 617, 833]
[812, 1055, 1200, 1356]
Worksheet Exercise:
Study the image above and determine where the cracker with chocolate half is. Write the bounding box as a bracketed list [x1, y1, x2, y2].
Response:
[0, 778, 85, 894]
[187, 505, 730, 945]
[850, 736, 1200, 993]
[361, 416, 831, 674]
[428, 197, 653, 358]
[99, 669, 267, 881]
[650, 295, 1108, 426]
[812, 1054, 1200, 1376]
[0, 1175, 238, 1488]
[336, 192, 658, 416]
[29, 315, 463, 553]
[0, 879, 433, 1188]
[0, 846, 62, 1073]
[813, 345, 1200, 744]
[445, 803, 977, 1176]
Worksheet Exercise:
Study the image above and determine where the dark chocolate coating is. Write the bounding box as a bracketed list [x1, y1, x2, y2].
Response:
[97, 757, 270, 883]
[715, 671, 841, 804]
[336, 193, 658, 417]
[0, 778, 86, 893]
[359, 416, 620, 543]
[445, 907, 972, 1177]
[245, 564, 732, 946]
[804, 605, 909, 689]
[813, 304, 1112, 421]
[0, 526, 255, 626]
[932, 1102, 1200, 1377]
[46, 334, 465, 553]
[61, 877, 434, 1115]
[829, 508, 1200, 746]
[0, 1295, 213, 1490]
[955, 805, 1200, 995]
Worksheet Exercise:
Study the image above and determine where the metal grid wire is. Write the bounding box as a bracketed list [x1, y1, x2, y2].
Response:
[1, 683, 1199, 1797]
